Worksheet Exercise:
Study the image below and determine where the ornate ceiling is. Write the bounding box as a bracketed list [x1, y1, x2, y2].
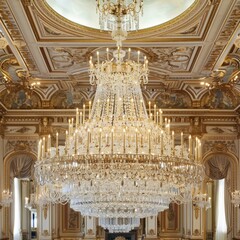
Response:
[45, 0, 195, 30]
[0, 0, 240, 131]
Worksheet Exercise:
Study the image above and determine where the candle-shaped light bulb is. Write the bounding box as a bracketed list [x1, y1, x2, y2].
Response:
[106, 48, 109, 60]
[48, 134, 51, 153]
[189, 135, 192, 155]
[128, 48, 131, 60]
[83, 104, 86, 123]
[80, 112, 82, 125]
[137, 50, 140, 63]
[148, 101, 151, 116]
[198, 140, 202, 161]
[159, 109, 163, 127]
[181, 132, 184, 156]
[25, 197, 29, 205]
[89, 101, 92, 119]
[76, 108, 79, 127]
[167, 119, 171, 135]
[97, 51, 99, 64]
[154, 104, 156, 123]
[56, 132, 59, 155]
[172, 131, 175, 154]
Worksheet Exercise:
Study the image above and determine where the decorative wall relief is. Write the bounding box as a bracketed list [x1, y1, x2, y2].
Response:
[5, 140, 38, 155]
[201, 87, 239, 109]
[160, 203, 180, 233]
[47, 47, 94, 70]
[51, 90, 85, 109]
[62, 204, 81, 233]
[155, 90, 192, 109]
[146, 47, 194, 72]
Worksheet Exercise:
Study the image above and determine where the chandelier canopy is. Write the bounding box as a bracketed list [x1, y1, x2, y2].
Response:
[34, 0, 205, 233]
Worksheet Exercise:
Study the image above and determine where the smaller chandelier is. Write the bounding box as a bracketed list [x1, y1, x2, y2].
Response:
[0, 190, 13, 208]
[96, 0, 143, 45]
[25, 193, 37, 212]
[232, 190, 240, 207]
[193, 193, 211, 209]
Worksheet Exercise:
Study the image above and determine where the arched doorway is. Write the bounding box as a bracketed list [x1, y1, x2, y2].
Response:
[3, 151, 36, 240]
[203, 153, 237, 240]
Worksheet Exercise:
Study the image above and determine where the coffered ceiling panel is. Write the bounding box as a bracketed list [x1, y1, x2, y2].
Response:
[0, 0, 240, 109]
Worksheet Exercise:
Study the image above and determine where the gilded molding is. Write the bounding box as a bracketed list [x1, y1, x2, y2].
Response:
[204, 2, 240, 71]
[28, 0, 210, 41]
[0, 1, 38, 72]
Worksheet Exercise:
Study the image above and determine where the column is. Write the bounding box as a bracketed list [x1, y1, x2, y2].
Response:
[21, 180, 30, 240]
[38, 204, 52, 240]
[0, 135, 4, 239]
[145, 216, 157, 238]
[206, 181, 213, 240]
[235, 136, 240, 239]
[84, 216, 96, 239]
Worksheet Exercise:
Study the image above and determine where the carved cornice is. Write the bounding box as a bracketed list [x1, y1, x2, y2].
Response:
[204, 1, 240, 71]
[0, 0, 38, 72]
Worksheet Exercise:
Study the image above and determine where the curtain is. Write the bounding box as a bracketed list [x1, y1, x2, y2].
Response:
[205, 154, 230, 180]
[13, 178, 21, 240]
[215, 179, 227, 240]
[10, 154, 35, 179]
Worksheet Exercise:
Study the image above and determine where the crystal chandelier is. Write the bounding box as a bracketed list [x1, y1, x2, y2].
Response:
[25, 193, 38, 212]
[34, 0, 205, 233]
[34, 46, 204, 229]
[231, 190, 240, 207]
[0, 190, 13, 208]
[193, 193, 211, 209]
[96, 0, 143, 45]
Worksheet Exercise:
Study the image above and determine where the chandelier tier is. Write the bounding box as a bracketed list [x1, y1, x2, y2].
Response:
[99, 217, 140, 233]
[34, 47, 204, 220]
